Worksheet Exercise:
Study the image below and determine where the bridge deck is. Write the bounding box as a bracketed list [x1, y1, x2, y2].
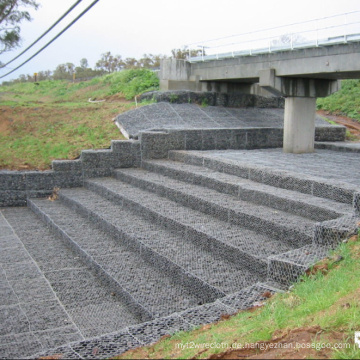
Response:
[189, 33, 360, 63]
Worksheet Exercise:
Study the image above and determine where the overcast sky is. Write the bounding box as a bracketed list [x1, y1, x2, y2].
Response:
[1, 0, 359, 81]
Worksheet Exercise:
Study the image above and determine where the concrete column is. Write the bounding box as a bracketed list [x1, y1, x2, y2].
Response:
[283, 97, 316, 153]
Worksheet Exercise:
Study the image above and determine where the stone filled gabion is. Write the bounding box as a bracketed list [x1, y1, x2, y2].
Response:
[139, 90, 286, 109]
[0, 129, 359, 359]
[354, 193, 360, 216]
[114, 101, 343, 139]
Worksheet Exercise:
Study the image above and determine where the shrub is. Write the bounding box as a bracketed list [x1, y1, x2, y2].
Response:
[105, 69, 159, 99]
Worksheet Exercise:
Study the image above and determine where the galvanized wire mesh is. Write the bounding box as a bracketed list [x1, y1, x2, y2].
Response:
[1, 147, 359, 359]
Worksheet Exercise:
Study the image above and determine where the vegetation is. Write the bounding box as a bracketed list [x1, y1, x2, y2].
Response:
[1, 48, 202, 85]
[0, 70, 159, 169]
[104, 69, 159, 100]
[116, 232, 360, 359]
[171, 48, 204, 60]
[317, 80, 360, 122]
[0, 0, 39, 56]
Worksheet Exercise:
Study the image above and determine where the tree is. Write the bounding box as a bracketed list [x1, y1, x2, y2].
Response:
[138, 53, 166, 69]
[171, 48, 204, 60]
[271, 33, 306, 48]
[123, 57, 137, 69]
[95, 51, 123, 73]
[37, 69, 51, 80]
[0, 0, 39, 55]
[80, 58, 88, 69]
[53, 62, 75, 80]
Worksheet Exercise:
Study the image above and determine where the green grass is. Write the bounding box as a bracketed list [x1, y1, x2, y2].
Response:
[0, 104, 125, 169]
[317, 79, 360, 121]
[0, 69, 159, 103]
[117, 233, 360, 359]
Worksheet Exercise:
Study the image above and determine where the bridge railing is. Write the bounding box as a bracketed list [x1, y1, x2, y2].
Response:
[185, 11, 360, 62]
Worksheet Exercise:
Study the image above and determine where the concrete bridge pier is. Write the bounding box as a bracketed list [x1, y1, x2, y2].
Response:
[259, 69, 340, 154]
[283, 97, 316, 153]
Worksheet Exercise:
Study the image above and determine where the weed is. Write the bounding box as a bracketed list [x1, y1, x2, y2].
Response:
[321, 115, 338, 126]
[48, 187, 60, 201]
[169, 94, 179, 103]
[140, 99, 157, 106]
[346, 130, 358, 141]
[201, 98, 209, 107]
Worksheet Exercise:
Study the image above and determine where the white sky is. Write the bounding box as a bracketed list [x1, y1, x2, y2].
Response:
[1, 0, 360, 81]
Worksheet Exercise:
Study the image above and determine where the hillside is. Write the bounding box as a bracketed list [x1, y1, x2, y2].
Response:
[0, 69, 159, 170]
[317, 80, 360, 122]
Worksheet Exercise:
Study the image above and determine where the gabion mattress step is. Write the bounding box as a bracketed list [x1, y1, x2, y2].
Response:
[85, 177, 295, 269]
[28, 198, 207, 319]
[142, 159, 352, 222]
[0, 207, 142, 359]
[168, 150, 357, 205]
[32, 282, 279, 360]
[113, 168, 315, 247]
[267, 244, 331, 287]
[58, 187, 263, 294]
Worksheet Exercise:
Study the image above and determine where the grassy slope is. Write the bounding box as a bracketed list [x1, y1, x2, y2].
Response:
[117, 233, 360, 359]
[0, 70, 159, 170]
[317, 80, 360, 122]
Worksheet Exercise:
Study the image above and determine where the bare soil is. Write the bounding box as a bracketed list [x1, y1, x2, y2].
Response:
[208, 326, 347, 359]
[117, 326, 350, 360]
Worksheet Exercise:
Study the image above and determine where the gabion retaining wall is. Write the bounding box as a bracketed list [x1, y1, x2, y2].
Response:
[0, 140, 140, 207]
[139, 90, 285, 108]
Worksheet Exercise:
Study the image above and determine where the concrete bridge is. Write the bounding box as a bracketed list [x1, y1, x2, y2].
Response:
[160, 36, 360, 153]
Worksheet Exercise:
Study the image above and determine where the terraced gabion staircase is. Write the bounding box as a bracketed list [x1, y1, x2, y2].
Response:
[2, 148, 358, 359]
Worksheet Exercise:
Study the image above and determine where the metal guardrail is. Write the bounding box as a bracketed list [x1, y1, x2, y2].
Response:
[185, 11, 360, 62]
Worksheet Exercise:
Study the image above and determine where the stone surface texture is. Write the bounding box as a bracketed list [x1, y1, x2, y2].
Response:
[115, 101, 340, 139]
